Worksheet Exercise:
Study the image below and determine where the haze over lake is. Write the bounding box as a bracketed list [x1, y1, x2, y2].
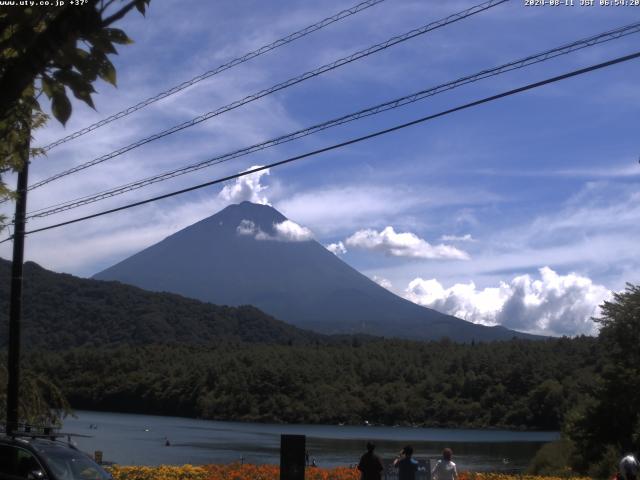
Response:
[63, 411, 558, 470]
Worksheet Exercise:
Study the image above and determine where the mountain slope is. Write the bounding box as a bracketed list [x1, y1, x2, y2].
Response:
[94, 202, 539, 342]
[0, 258, 325, 349]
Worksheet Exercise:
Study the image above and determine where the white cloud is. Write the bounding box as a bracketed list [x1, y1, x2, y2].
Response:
[271, 220, 314, 242]
[236, 219, 257, 236]
[371, 180, 640, 297]
[404, 267, 611, 336]
[278, 184, 500, 236]
[326, 241, 347, 256]
[372, 275, 393, 290]
[237, 219, 313, 242]
[219, 166, 271, 205]
[279, 186, 419, 236]
[345, 226, 469, 260]
[440, 233, 475, 242]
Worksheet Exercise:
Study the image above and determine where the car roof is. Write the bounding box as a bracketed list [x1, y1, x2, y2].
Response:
[0, 435, 78, 452]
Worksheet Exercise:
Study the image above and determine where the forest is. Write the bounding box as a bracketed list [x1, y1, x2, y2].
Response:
[23, 337, 599, 430]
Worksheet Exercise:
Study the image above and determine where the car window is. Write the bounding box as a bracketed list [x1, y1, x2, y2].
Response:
[16, 449, 43, 478]
[0, 444, 18, 477]
[0, 445, 44, 479]
[0, 445, 15, 475]
[38, 448, 111, 480]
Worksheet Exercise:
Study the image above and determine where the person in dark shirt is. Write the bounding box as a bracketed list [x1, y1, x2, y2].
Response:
[394, 445, 418, 480]
[358, 441, 384, 480]
[620, 454, 639, 480]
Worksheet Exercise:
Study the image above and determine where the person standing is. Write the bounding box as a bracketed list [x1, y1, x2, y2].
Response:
[432, 448, 458, 480]
[394, 446, 418, 480]
[620, 454, 639, 480]
[358, 442, 384, 480]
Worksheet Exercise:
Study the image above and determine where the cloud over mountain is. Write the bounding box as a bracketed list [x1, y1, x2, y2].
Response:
[326, 241, 347, 256]
[236, 218, 313, 242]
[345, 226, 469, 260]
[236, 219, 257, 236]
[372, 275, 393, 290]
[404, 267, 611, 336]
[219, 166, 271, 205]
[268, 220, 314, 242]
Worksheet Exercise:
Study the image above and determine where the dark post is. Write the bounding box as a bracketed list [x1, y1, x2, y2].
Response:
[5, 130, 30, 435]
[280, 434, 305, 480]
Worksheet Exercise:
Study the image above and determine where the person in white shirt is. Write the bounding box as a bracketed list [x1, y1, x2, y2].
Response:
[432, 448, 458, 480]
[620, 454, 639, 480]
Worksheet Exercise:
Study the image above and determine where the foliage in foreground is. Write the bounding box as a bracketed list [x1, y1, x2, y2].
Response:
[527, 439, 576, 477]
[105, 464, 592, 480]
[564, 284, 640, 475]
[0, 0, 150, 223]
[0, 363, 70, 426]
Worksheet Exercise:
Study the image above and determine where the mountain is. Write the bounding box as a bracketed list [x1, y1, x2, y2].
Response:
[0, 258, 326, 349]
[94, 202, 539, 342]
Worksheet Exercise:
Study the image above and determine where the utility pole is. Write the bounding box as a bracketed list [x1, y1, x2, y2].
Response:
[5, 122, 30, 435]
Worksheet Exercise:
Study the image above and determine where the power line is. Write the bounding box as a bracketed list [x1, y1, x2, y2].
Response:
[25, 21, 640, 219]
[28, 0, 507, 191]
[6, 49, 638, 242]
[39, 0, 387, 152]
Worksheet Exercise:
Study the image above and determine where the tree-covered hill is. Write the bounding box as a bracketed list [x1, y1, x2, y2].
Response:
[0, 257, 605, 432]
[0, 258, 325, 348]
[25, 336, 600, 430]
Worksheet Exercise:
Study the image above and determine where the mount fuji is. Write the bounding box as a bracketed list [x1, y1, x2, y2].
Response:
[94, 202, 539, 341]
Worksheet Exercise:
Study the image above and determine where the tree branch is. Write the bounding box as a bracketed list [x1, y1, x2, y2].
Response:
[101, 0, 139, 27]
[0, 1, 100, 119]
[100, 0, 119, 14]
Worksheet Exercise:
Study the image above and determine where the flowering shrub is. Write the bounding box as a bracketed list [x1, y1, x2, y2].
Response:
[107, 464, 359, 480]
[106, 465, 590, 480]
[461, 474, 591, 480]
[107, 464, 209, 480]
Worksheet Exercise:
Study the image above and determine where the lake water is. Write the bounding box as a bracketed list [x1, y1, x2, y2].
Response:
[62, 411, 558, 471]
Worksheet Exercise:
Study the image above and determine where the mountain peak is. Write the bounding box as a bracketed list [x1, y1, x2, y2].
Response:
[94, 203, 541, 342]
[171, 202, 288, 243]
[214, 201, 286, 227]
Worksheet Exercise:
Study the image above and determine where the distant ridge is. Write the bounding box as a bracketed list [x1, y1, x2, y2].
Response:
[0, 258, 326, 349]
[94, 201, 541, 342]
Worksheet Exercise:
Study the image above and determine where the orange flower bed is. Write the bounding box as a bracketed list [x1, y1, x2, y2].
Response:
[107, 463, 360, 480]
[107, 464, 590, 480]
[107, 464, 210, 480]
[460, 474, 591, 480]
[204, 464, 358, 480]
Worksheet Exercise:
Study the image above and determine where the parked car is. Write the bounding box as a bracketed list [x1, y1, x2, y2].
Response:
[0, 435, 112, 480]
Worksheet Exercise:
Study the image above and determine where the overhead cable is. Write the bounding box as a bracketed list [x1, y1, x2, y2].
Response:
[25, 21, 640, 219]
[28, 0, 507, 191]
[40, 0, 388, 152]
[6, 49, 638, 241]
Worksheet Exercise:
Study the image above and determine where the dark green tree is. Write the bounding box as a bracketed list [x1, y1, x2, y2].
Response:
[0, 0, 150, 206]
[565, 284, 640, 476]
[0, 0, 151, 423]
[0, 362, 71, 426]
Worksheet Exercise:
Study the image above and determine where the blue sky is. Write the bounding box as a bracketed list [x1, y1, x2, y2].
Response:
[2, 0, 638, 336]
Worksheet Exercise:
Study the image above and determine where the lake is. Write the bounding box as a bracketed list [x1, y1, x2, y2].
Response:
[62, 411, 558, 471]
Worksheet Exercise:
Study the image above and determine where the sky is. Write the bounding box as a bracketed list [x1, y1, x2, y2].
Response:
[2, 0, 639, 337]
